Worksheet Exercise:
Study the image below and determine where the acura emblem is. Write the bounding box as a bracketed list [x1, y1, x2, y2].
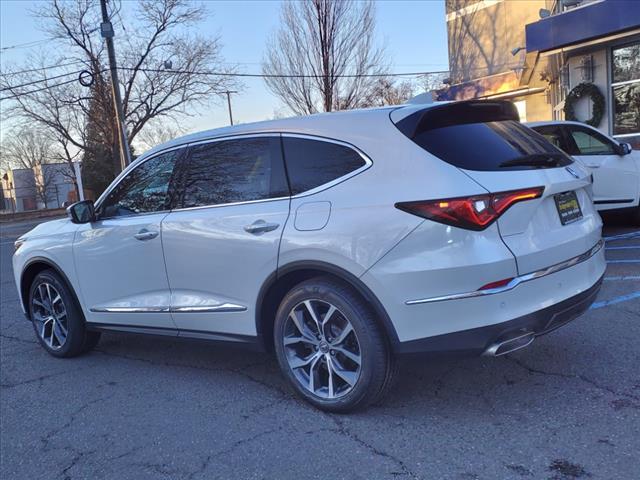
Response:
[566, 166, 580, 179]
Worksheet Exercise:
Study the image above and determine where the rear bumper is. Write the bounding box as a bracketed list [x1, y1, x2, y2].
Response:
[397, 274, 603, 355]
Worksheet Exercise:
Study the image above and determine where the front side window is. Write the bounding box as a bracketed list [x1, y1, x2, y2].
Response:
[612, 43, 640, 137]
[566, 127, 616, 155]
[175, 137, 288, 209]
[282, 137, 367, 195]
[99, 149, 181, 218]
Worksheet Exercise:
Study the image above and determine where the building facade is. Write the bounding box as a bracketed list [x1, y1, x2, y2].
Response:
[1, 163, 75, 213]
[440, 0, 640, 147]
[525, 0, 640, 147]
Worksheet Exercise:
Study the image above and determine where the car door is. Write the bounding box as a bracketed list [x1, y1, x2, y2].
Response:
[563, 124, 640, 208]
[74, 148, 184, 330]
[161, 135, 290, 338]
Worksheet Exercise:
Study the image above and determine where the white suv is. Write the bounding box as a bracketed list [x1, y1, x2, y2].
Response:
[527, 120, 640, 223]
[13, 101, 605, 412]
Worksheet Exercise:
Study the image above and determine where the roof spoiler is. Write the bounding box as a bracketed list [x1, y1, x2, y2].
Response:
[394, 100, 520, 139]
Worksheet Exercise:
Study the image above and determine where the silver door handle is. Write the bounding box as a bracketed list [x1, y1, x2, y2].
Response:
[244, 220, 280, 234]
[134, 229, 159, 241]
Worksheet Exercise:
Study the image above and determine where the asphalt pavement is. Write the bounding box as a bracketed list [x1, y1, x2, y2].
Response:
[1, 215, 638, 479]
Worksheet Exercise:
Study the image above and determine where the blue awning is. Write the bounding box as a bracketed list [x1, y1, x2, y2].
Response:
[526, 0, 640, 53]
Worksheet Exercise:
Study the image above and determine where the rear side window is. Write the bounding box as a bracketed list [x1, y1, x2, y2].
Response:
[282, 137, 367, 195]
[174, 137, 288, 208]
[395, 102, 573, 171]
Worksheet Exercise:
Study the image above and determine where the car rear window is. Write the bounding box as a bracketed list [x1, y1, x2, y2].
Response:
[394, 101, 573, 171]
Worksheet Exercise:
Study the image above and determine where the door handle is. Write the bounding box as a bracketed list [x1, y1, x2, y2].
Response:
[244, 220, 280, 235]
[134, 229, 159, 241]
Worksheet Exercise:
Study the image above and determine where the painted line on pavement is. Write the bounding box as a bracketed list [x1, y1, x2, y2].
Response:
[604, 276, 640, 281]
[590, 291, 640, 310]
[604, 231, 640, 242]
[606, 260, 640, 264]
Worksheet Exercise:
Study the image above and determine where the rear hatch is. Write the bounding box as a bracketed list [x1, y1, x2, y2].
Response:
[392, 101, 601, 275]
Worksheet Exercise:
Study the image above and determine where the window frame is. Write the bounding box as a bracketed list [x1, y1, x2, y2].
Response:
[610, 41, 640, 139]
[94, 145, 187, 220]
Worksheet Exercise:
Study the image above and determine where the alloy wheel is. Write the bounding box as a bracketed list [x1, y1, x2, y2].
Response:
[32, 282, 68, 350]
[283, 299, 362, 399]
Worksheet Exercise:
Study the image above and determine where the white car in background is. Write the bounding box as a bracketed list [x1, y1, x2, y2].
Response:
[527, 121, 640, 224]
[13, 101, 606, 412]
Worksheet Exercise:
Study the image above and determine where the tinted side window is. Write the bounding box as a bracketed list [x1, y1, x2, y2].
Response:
[175, 137, 288, 208]
[100, 150, 181, 218]
[567, 127, 616, 155]
[282, 138, 367, 195]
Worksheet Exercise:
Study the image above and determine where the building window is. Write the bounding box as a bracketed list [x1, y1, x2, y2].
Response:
[611, 42, 640, 138]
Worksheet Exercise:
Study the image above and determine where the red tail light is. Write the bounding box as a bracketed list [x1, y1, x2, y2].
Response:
[395, 187, 544, 231]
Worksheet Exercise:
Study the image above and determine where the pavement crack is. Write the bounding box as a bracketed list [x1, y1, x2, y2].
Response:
[506, 356, 639, 401]
[327, 416, 419, 479]
[0, 332, 35, 345]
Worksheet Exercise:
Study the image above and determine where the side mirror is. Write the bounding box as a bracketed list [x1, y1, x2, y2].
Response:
[67, 200, 96, 224]
[616, 142, 633, 156]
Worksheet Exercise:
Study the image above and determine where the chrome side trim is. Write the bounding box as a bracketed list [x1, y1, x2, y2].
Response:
[90, 306, 170, 313]
[405, 239, 604, 305]
[169, 304, 247, 313]
[90, 304, 247, 313]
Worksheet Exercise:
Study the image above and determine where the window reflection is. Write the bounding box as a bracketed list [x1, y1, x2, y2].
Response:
[177, 137, 288, 208]
[100, 150, 180, 218]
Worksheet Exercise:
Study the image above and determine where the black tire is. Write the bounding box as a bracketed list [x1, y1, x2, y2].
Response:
[631, 206, 640, 226]
[28, 269, 100, 358]
[273, 276, 393, 412]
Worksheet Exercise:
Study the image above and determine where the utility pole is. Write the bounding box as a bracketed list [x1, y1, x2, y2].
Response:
[99, 0, 132, 171]
[225, 90, 237, 125]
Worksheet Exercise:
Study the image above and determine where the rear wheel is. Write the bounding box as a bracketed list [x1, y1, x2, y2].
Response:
[29, 269, 100, 357]
[273, 277, 394, 412]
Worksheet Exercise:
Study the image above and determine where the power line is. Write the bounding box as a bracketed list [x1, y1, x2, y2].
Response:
[127, 66, 450, 79]
[0, 60, 86, 77]
[0, 77, 80, 101]
[0, 69, 86, 92]
[0, 66, 455, 102]
[0, 39, 50, 51]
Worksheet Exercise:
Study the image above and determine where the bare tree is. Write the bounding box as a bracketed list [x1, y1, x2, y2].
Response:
[262, 0, 386, 115]
[0, 126, 62, 208]
[1, 0, 238, 194]
[363, 78, 415, 107]
[136, 120, 184, 151]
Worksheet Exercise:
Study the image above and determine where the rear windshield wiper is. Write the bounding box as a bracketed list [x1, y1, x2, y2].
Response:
[498, 153, 567, 168]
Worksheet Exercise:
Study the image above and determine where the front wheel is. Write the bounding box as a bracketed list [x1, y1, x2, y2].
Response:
[273, 277, 394, 412]
[29, 269, 100, 358]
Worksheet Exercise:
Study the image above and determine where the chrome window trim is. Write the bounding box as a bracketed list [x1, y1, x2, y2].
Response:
[405, 239, 604, 305]
[90, 304, 247, 313]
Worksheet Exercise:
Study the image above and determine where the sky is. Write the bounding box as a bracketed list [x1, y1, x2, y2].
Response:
[0, 0, 449, 138]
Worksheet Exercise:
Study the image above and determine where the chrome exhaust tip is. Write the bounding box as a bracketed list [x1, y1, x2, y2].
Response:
[483, 331, 535, 357]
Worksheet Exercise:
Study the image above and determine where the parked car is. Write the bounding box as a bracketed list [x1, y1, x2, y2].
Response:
[527, 121, 640, 223]
[13, 101, 605, 412]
